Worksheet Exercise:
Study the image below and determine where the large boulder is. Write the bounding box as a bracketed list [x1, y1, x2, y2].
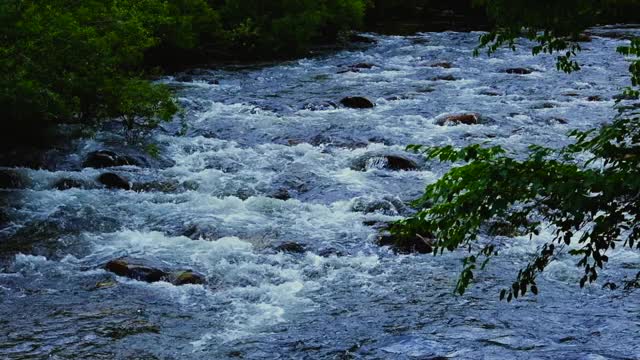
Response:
[340, 96, 375, 109]
[435, 113, 481, 126]
[105, 257, 205, 286]
[0, 169, 29, 189]
[98, 173, 131, 190]
[83, 150, 139, 168]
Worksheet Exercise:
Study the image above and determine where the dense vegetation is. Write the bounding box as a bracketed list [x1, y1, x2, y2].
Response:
[0, 0, 367, 146]
[395, 0, 640, 300]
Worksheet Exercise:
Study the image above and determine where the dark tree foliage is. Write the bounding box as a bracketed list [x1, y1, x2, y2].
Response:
[394, 0, 640, 300]
[0, 0, 366, 146]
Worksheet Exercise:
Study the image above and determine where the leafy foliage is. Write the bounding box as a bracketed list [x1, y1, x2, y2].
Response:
[217, 0, 366, 57]
[396, 0, 640, 300]
[0, 0, 367, 145]
[0, 0, 181, 140]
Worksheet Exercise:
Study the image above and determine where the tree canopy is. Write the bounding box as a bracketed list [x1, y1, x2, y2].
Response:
[0, 0, 367, 146]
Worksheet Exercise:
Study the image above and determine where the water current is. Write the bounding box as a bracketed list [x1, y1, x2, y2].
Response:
[1, 28, 639, 359]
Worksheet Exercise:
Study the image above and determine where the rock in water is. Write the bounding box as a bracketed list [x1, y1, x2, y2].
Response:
[105, 258, 167, 283]
[431, 62, 452, 68]
[377, 233, 434, 254]
[83, 150, 138, 168]
[432, 74, 458, 81]
[0, 169, 29, 189]
[274, 242, 306, 254]
[505, 68, 533, 75]
[53, 178, 84, 191]
[169, 271, 206, 285]
[435, 113, 481, 126]
[385, 156, 418, 171]
[348, 34, 376, 44]
[98, 173, 131, 190]
[340, 96, 375, 109]
[352, 154, 419, 171]
[105, 257, 206, 286]
[352, 63, 375, 69]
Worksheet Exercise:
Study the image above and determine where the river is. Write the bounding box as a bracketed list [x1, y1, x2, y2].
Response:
[1, 28, 639, 359]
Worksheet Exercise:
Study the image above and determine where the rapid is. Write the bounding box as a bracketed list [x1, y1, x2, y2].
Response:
[1, 28, 639, 359]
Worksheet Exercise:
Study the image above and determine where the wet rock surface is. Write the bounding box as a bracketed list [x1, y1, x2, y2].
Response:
[351, 154, 419, 171]
[53, 178, 86, 191]
[505, 68, 534, 75]
[83, 150, 139, 168]
[340, 96, 375, 109]
[98, 173, 131, 190]
[376, 232, 434, 254]
[105, 257, 205, 286]
[273, 242, 306, 254]
[435, 112, 481, 126]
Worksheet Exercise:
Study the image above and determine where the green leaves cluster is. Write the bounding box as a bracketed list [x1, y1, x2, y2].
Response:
[0, 0, 367, 144]
[398, 0, 640, 300]
[0, 0, 184, 139]
[218, 0, 366, 57]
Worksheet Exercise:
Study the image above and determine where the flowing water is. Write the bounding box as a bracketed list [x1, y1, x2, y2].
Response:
[1, 28, 640, 359]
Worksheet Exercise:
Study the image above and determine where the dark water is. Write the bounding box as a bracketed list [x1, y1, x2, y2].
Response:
[1, 28, 639, 359]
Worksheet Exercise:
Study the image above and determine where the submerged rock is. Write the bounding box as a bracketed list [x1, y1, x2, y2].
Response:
[505, 68, 533, 75]
[430, 61, 453, 68]
[274, 242, 306, 254]
[302, 101, 338, 111]
[105, 257, 205, 286]
[349, 33, 377, 44]
[98, 173, 131, 190]
[132, 180, 180, 193]
[432, 74, 458, 81]
[352, 196, 407, 216]
[53, 178, 85, 191]
[0, 169, 30, 189]
[352, 62, 375, 69]
[83, 150, 138, 168]
[377, 232, 433, 254]
[352, 154, 419, 171]
[168, 270, 206, 285]
[338, 63, 376, 74]
[340, 96, 375, 109]
[270, 188, 291, 201]
[435, 113, 481, 126]
[181, 223, 219, 240]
